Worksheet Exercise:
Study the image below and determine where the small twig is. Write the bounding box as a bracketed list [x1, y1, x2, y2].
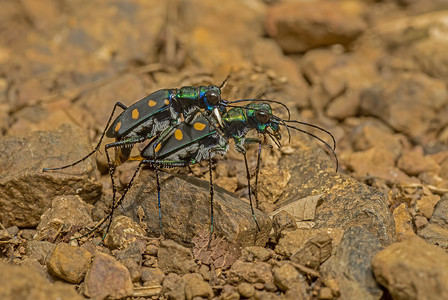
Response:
[289, 261, 320, 278]
[0, 239, 22, 245]
[401, 183, 448, 195]
[50, 224, 64, 243]
[132, 285, 162, 297]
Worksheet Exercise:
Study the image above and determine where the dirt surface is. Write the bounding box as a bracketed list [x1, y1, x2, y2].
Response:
[2, 0, 448, 299]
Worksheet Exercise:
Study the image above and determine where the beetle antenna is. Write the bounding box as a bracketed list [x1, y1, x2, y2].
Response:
[283, 120, 336, 150]
[284, 123, 338, 172]
[219, 75, 231, 89]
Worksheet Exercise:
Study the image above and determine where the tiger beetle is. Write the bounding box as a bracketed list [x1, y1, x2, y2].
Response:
[87, 102, 337, 245]
[43, 80, 231, 235]
[41, 76, 287, 239]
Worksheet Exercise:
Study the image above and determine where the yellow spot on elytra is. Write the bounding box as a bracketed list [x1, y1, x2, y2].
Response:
[114, 122, 121, 132]
[129, 155, 144, 161]
[164, 99, 170, 105]
[194, 122, 206, 131]
[148, 100, 157, 107]
[175, 129, 183, 140]
[155, 143, 161, 153]
[132, 109, 139, 119]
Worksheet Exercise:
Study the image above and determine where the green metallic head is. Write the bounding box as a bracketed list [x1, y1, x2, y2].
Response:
[245, 103, 281, 143]
[197, 85, 227, 127]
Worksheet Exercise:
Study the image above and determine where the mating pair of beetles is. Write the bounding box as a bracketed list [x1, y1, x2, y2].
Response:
[43, 79, 338, 243]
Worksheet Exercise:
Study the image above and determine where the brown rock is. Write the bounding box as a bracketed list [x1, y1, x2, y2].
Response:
[113, 241, 143, 283]
[76, 74, 147, 127]
[145, 242, 159, 256]
[419, 196, 448, 250]
[251, 38, 310, 109]
[0, 260, 83, 300]
[21, 229, 37, 241]
[301, 49, 344, 85]
[162, 273, 185, 300]
[0, 124, 102, 227]
[198, 265, 211, 282]
[180, 0, 264, 72]
[419, 223, 448, 250]
[350, 122, 405, 159]
[141, 267, 165, 286]
[0, 103, 9, 135]
[326, 89, 359, 120]
[47, 243, 92, 284]
[257, 166, 291, 208]
[318, 287, 334, 300]
[220, 285, 240, 300]
[393, 203, 415, 241]
[215, 176, 238, 194]
[418, 171, 445, 188]
[322, 277, 340, 298]
[20, 0, 60, 30]
[417, 192, 441, 219]
[227, 260, 273, 284]
[321, 227, 383, 300]
[124, 173, 271, 247]
[120, 258, 141, 283]
[428, 194, 448, 226]
[183, 273, 214, 300]
[398, 149, 440, 176]
[360, 72, 448, 141]
[5, 226, 18, 236]
[372, 236, 448, 300]
[255, 290, 283, 299]
[344, 147, 416, 184]
[278, 134, 396, 246]
[271, 210, 298, 241]
[157, 239, 196, 275]
[265, 0, 367, 53]
[273, 263, 304, 292]
[237, 282, 255, 298]
[415, 215, 429, 230]
[26, 241, 56, 265]
[241, 246, 274, 263]
[275, 228, 343, 258]
[290, 233, 333, 269]
[83, 252, 133, 299]
[35, 195, 93, 242]
[309, 83, 334, 115]
[21, 258, 52, 281]
[412, 37, 448, 81]
[104, 215, 146, 250]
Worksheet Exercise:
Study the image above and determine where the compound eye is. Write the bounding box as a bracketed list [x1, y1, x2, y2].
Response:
[206, 90, 220, 105]
[255, 110, 270, 123]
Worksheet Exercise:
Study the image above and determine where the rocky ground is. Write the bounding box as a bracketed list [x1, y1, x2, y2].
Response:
[1, 0, 448, 299]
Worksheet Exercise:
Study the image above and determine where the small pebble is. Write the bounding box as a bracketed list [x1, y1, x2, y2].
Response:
[47, 243, 92, 284]
[319, 287, 334, 299]
[237, 282, 255, 298]
[162, 273, 185, 300]
[7, 226, 19, 236]
[273, 263, 302, 292]
[415, 215, 429, 230]
[158, 240, 196, 275]
[83, 252, 133, 299]
[183, 273, 214, 300]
